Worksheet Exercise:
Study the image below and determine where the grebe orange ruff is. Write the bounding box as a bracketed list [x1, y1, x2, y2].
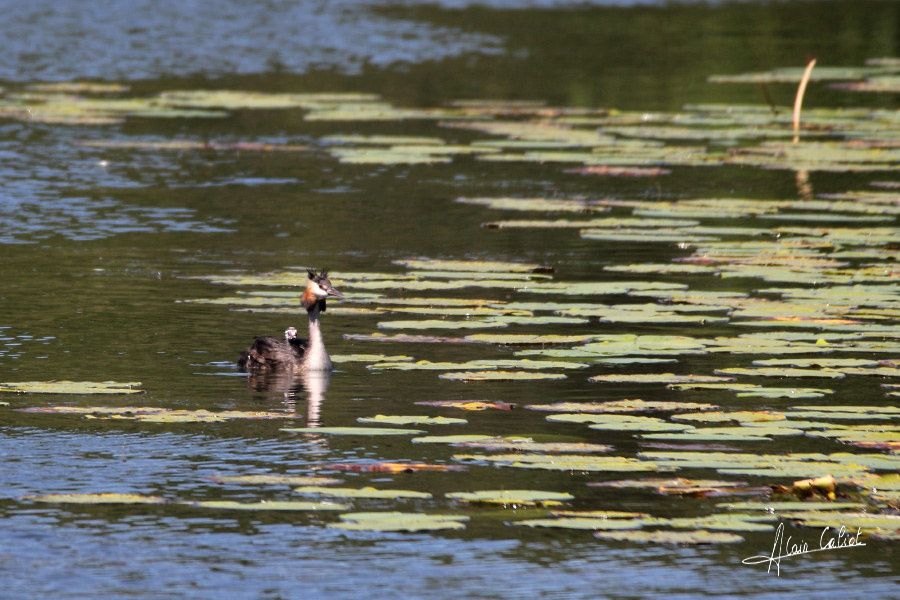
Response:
[237, 270, 343, 372]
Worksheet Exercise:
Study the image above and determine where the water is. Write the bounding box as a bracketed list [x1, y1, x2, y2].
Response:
[1, 1, 898, 598]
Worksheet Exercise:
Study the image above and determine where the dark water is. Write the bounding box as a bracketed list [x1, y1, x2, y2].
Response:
[1, 1, 898, 598]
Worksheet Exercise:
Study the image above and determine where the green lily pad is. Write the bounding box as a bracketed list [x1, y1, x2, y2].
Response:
[590, 373, 733, 384]
[394, 258, 551, 274]
[671, 411, 786, 424]
[415, 400, 515, 411]
[0, 380, 142, 394]
[19, 406, 292, 423]
[453, 438, 613, 453]
[661, 513, 775, 532]
[369, 359, 586, 371]
[294, 486, 432, 499]
[516, 517, 643, 530]
[715, 367, 847, 379]
[210, 475, 342, 486]
[357, 415, 467, 426]
[330, 354, 415, 364]
[720, 501, 866, 511]
[453, 453, 665, 472]
[594, 530, 744, 544]
[751, 358, 880, 368]
[330, 512, 468, 532]
[445, 489, 574, 506]
[281, 427, 425, 436]
[526, 400, 717, 414]
[547, 413, 694, 432]
[411, 434, 494, 444]
[191, 500, 348, 511]
[26, 493, 166, 505]
[439, 371, 567, 381]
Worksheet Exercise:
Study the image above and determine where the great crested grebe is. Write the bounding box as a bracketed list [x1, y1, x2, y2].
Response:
[237, 270, 343, 372]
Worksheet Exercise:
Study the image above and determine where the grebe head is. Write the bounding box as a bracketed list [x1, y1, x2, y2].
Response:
[284, 326, 298, 341]
[301, 269, 344, 311]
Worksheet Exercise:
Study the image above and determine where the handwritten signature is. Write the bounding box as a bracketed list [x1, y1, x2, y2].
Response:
[742, 522, 866, 576]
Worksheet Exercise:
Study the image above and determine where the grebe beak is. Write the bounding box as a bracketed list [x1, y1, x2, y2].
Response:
[322, 282, 344, 299]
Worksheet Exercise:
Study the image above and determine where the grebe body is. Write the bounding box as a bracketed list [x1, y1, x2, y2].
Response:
[238, 270, 342, 372]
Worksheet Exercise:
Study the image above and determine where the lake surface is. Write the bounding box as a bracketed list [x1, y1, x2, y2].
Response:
[1, 1, 897, 598]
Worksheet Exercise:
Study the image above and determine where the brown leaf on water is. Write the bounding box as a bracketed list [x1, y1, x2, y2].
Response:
[774, 474, 838, 500]
[566, 166, 671, 177]
[416, 400, 515, 411]
[323, 462, 465, 473]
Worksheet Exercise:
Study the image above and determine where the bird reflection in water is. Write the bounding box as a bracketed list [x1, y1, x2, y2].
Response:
[244, 368, 330, 428]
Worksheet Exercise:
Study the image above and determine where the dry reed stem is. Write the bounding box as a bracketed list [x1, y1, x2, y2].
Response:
[792, 58, 817, 144]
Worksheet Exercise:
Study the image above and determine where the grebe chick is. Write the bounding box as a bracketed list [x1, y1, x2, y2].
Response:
[237, 270, 343, 372]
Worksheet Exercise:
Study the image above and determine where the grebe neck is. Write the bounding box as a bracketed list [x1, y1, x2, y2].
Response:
[304, 303, 331, 371]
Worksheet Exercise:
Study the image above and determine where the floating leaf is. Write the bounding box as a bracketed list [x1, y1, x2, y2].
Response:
[20, 406, 292, 423]
[439, 371, 566, 381]
[330, 512, 468, 532]
[590, 478, 766, 498]
[26, 493, 165, 505]
[357, 414, 467, 426]
[415, 400, 515, 411]
[281, 427, 425, 436]
[210, 475, 342, 486]
[0, 380, 142, 394]
[525, 400, 717, 414]
[191, 500, 347, 511]
[453, 453, 665, 472]
[294, 486, 432, 499]
[330, 354, 415, 364]
[394, 258, 552, 274]
[721, 501, 865, 511]
[714, 367, 846, 379]
[370, 359, 586, 371]
[324, 462, 464, 473]
[446, 489, 574, 506]
[672, 411, 786, 424]
[517, 517, 643, 530]
[590, 373, 732, 384]
[412, 434, 494, 444]
[455, 437, 612, 453]
[547, 413, 694, 432]
[594, 530, 743, 544]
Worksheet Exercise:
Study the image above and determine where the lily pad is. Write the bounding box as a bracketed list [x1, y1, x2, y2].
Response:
[415, 400, 515, 411]
[330, 512, 468, 532]
[453, 453, 665, 472]
[330, 354, 415, 364]
[294, 486, 432, 500]
[594, 530, 744, 544]
[20, 406, 292, 423]
[589, 373, 732, 384]
[439, 371, 567, 381]
[26, 493, 165, 505]
[720, 501, 866, 511]
[357, 415, 467, 426]
[0, 380, 142, 394]
[516, 517, 643, 531]
[547, 413, 694, 432]
[714, 367, 846, 379]
[210, 474, 342, 486]
[324, 462, 463, 473]
[281, 427, 425, 436]
[394, 258, 552, 274]
[191, 500, 347, 511]
[525, 400, 717, 414]
[445, 489, 574, 506]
